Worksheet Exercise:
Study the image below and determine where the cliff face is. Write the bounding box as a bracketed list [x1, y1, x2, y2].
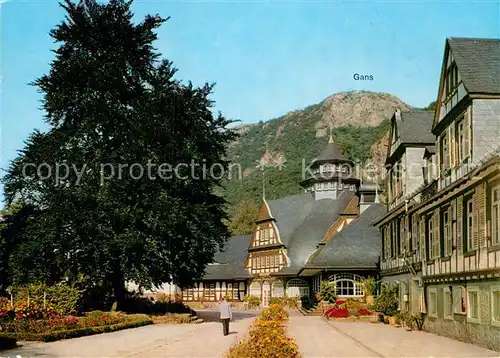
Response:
[222, 90, 407, 204]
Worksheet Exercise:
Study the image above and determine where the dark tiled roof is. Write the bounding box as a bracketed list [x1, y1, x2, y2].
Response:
[203, 235, 251, 280]
[398, 111, 435, 144]
[316, 140, 349, 162]
[308, 203, 386, 268]
[448, 38, 500, 94]
[269, 191, 354, 275]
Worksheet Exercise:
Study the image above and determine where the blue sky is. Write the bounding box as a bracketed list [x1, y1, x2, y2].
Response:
[0, 0, 499, 186]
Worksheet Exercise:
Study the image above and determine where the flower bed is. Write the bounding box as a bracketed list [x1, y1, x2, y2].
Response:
[324, 299, 375, 320]
[0, 310, 152, 342]
[225, 304, 301, 358]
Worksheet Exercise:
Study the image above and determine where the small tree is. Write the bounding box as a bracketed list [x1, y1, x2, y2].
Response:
[359, 276, 375, 296]
[318, 281, 336, 303]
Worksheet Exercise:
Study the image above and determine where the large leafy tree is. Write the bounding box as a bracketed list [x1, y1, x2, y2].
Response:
[3, 0, 236, 307]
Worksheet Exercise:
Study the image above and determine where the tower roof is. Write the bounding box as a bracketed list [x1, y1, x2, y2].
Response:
[314, 133, 349, 164]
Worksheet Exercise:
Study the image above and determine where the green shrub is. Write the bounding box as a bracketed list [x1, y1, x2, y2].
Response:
[373, 284, 398, 316]
[318, 281, 336, 303]
[9, 284, 82, 315]
[121, 295, 193, 315]
[225, 303, 301, 358]
[344, 298, 364, 309]
[0, 335, 17, 350]
[359, 277, 375, 296]
[0, 314, 152, 342]
[152, 313, 192, 324]
[412, 313, 424, 331]
[243, 295, 261, 309]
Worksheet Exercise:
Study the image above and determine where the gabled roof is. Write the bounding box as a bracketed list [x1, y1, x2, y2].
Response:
[398, 110, 435, 144]
[386, 110, 435, 164]
[203, 235, 251, 280]
[424, 145, 436, 158]
[277, 191, 355, 274]
[448, 37, 500, 95]
[306, 203, 386, 268]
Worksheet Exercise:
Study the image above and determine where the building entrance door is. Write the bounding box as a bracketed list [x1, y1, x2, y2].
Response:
[262, 281, 271, 307]
[411, 279, 419, 314]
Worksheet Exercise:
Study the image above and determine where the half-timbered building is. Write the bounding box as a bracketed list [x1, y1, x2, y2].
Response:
[181, 133, 384, 306]
[375, 37, 500, 351]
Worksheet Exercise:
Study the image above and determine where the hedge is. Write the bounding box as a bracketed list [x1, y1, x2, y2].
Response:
[0, 336, 17, 351]
[0, 315, 152, 342]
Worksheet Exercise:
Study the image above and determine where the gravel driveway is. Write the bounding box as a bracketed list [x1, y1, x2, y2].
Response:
[1, 310, 257, 358]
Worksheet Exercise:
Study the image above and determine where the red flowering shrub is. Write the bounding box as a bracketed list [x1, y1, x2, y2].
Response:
[324, 307, 349, 318]
[335, 299, 345, 306]
[357, 307, 372, 316]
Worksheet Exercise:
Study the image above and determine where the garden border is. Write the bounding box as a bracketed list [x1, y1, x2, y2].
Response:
[0, 317, 152, 342]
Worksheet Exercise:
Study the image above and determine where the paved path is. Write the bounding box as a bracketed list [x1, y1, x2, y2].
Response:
[287, 313, 500, 358]
[2, 310, 257, 358]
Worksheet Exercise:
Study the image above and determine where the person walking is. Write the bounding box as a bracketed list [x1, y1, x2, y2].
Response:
[219, 296, 233, 336]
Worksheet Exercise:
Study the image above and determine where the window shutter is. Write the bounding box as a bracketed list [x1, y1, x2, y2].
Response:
[447, 206, 453, 256]
[412, 216, 418, 251]
[477, 183, 486, 247]
[420, 217, 426, 260]
[472, 193, 479, 249]
[464, 109, 470, 158]
[448, 128, 453, 169]
[457, 196, 463, 253]
[433, 209, 440, 258]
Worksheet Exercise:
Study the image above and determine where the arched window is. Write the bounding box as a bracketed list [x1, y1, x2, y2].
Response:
[249, 281, 261, 297]
[286, 279, 309, 298]
[272, 280, 285, 297]
[329, 273, 364, 297]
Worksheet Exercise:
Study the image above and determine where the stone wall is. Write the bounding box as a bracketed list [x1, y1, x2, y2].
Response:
[472, 99, 500, 165]
[424, 281, 500, 351]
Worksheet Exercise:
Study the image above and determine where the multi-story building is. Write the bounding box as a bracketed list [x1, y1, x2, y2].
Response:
[373, 109, 435, 313]
[376, 37, 500, 351]
[180, 134, 384, 306]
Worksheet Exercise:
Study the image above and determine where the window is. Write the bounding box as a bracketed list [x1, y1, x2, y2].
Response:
[467, 286, 480, 323]
[442, 208, 452, 257]
[233, 284, 239, 300]
[456, 117, 468, 163]
[427, 216, 434, 259]
[444, 287, 453, 320]
[428, 287, 437, 318]
[338, 182, 343, 190]
[440, 134, 449, 171]
[454, 286, 467, 314]
[381, 227, 386, 260]
[249, 281, 261, 297]
[491, 286, 500, 327]
[226, 283, 233, 300]
[445, 62, 458, 97]
[492, 186, 500, 245]
[329, 273, 364, 297]
[286, 279, 309, 298]
[205, 283, 216, 301]
[465, 198, 475, 251]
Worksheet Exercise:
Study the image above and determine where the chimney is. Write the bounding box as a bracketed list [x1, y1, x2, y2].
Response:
[395, 109, 402, 121]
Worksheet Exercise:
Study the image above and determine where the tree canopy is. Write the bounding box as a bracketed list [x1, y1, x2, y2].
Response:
[2, 0, 236, 307]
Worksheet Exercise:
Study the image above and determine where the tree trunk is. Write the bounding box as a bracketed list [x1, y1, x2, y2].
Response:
[110, 270, 126, 311]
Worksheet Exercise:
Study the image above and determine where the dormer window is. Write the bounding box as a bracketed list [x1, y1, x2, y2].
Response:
[445, 62, 458, 98]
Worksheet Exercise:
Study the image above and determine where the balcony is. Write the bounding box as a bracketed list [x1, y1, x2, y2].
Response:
[422, 180, 437, 201]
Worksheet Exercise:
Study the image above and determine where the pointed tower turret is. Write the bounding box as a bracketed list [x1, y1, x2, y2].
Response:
[300, 129, 360, 200]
